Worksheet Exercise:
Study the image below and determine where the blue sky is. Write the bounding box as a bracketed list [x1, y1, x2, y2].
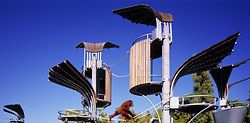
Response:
[0, 0, 250, 123]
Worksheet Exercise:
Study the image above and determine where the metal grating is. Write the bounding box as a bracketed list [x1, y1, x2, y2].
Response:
[171, 32, 240, 90]
[48, 60, 96, 106]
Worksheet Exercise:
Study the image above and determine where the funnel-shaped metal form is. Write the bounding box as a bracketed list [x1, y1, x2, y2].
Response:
[210, 66, 233, 99]
[213, 106, 248, 123]
[210, 58, 249, 99]
[3, 104, 24, 123]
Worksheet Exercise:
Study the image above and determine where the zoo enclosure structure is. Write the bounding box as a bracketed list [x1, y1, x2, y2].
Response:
[113, 4, 245, 123]
[48, 4, 249, 123]
[48, 42, 119, 122]
[76, 42, 119, 107]
[113, 5, 174, 123]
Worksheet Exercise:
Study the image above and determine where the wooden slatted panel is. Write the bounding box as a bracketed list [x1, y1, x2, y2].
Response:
[130, 39, 151, 89]
[105, 67, 112, 103]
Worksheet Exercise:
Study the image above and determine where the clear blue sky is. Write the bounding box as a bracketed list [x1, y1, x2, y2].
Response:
[0, 0, 249, 123]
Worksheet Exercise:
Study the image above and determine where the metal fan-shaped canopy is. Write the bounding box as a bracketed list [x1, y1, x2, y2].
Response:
[48, 60, 96, 107]
[76, 42, 119, 52]
[3, 104, 25, 119]
[171, 32, 239, 95]
[113, 4, 173, 26]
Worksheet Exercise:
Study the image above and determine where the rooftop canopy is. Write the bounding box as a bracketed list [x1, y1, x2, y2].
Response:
[3, 104, 25, 119]
[210, 58, 249, 99]
[171, 32, 240, 93]
[113, 4, 173, 26]
[48, 60, 96, 107]
[76, 42, 119, 52]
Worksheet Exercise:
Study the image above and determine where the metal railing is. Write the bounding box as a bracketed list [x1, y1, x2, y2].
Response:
[132, 33, 152, 46]
[58, 109, 90, 118]
[179, 95, 218, 106]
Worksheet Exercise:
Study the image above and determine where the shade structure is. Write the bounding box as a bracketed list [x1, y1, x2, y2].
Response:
[48, 60, 96, 107]
[113, 4, 173, 26]
[210, 58, 249, 99]
[3, 104, 25, 120]
[76, 42, 119, 52]
[171, 32, 239, 93]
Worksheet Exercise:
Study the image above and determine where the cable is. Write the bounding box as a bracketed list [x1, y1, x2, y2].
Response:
[109, 51, 130, 68]
[187, 104, 214, 123]
[134, 101, 162, 118]
[112, 73, 129, 78]
[134, 105, 162, 120]
[133, 94, 162, 123]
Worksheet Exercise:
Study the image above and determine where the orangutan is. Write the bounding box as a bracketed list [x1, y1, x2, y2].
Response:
[109, 100, 135, 121]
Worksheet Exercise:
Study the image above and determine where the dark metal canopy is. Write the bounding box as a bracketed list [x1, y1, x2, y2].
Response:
[76, 42, 119, 52]
[48, 60, 96, 106]
[210, 58, 249, 98]
[113, 4, 173, 26]
[171, 32, 240, 91]
[3, 104, 25, 119]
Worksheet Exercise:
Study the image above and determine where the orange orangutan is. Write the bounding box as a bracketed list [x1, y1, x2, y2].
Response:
[109, 100, 135, 121]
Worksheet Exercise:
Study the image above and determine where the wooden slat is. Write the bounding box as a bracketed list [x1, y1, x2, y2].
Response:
[105, 67, 112, 103]
[130, 39, 151, 89]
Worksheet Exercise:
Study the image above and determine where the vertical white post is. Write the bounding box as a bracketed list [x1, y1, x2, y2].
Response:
[83, 49, 86, 71]
[162, 22, 172, 123]
[89, 52, 91, 68]
[92, 54, 97, 93]
[99, 52, 102, 68]
[86, 52, 89, 68]
[156, 18, 162, 39]
[97, 52, 99, 68]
